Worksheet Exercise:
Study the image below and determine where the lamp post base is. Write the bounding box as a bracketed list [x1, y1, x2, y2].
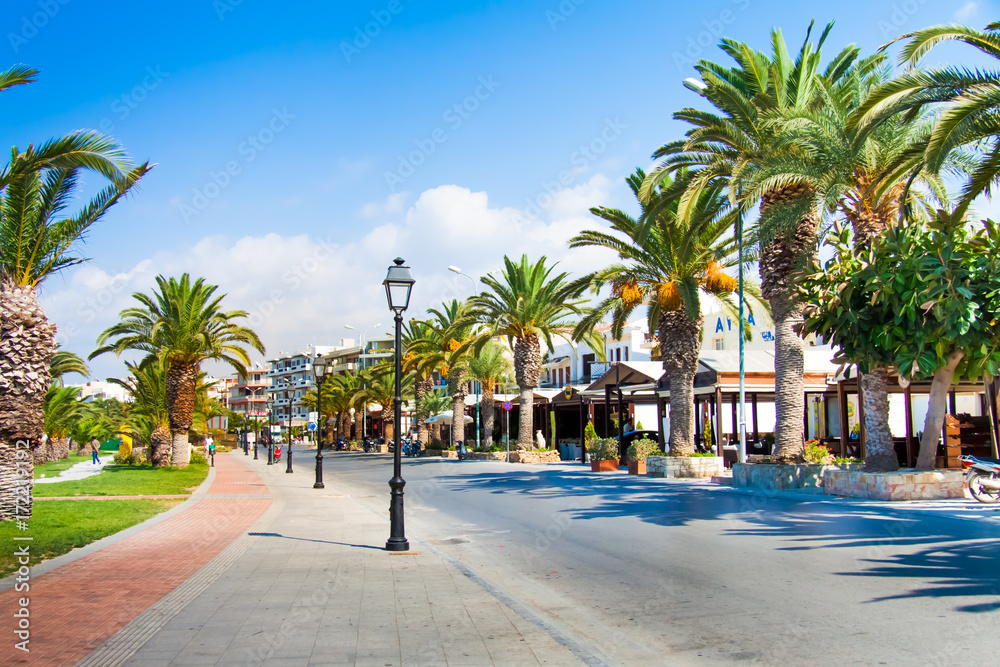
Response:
[386, 475, 408, 551]
[286, 449, 293, 473]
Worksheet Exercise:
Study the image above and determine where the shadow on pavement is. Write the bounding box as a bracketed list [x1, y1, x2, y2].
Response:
[428, 465, 1000, 613]
[249, 531, 383, 550]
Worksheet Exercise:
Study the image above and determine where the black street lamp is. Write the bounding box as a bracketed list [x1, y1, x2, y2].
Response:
[384, 257, 414, 552]
[312, 356, 328, 489]
[260, 394, 272, 460]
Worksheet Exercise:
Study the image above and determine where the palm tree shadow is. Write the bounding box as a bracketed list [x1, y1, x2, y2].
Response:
[441, 467, 1000, 612]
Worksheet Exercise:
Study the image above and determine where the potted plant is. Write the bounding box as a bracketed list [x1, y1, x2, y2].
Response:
[589, 437, 619, 472]
[626, 438, 660, 475]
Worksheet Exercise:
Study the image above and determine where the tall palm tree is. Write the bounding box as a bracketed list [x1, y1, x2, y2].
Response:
[354, 363, 414, 442]
[91, 274, 265, 467]
[750, 56, 951, 470]
[107, 360, 172, 466]
[410, 300, 479, 446]
[852, 22, 1000, 219]
[466, 255, 603, 449]
[0, 160, 148, 519]
[468, 341, 513, 447]
[572, 169, 761, 455]
[402, 319, 437, 445]
[645, 23, 859, 462]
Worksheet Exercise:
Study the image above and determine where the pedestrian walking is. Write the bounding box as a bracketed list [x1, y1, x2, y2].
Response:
[90, 437, 101, 465]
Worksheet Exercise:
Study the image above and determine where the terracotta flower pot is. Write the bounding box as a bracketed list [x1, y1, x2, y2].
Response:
[590, 459, 619, 472]
[627, 460, 646, 475]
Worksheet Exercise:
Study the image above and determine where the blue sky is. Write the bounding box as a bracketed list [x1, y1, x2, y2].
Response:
[1, 0, 995, 381]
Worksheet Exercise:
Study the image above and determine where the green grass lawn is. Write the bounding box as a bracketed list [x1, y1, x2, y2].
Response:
[34, 451, 92, 479]
[0, 498, 181, 578]
[32, 462, 210, 497]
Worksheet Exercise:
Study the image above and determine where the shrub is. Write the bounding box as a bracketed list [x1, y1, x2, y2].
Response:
[589, 437, 619, 461]
[803, 443, 834, 464]
[627, 438, 660, 462]
[113, 450, 147, 465]
[584, 421, 597, 445]
[190, 450, 208, 465]
[835, 456, 860, 464]
[690, 451, 717, 457]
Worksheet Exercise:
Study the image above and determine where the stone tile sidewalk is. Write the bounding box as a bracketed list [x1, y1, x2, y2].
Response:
[3, 451, 583, 666]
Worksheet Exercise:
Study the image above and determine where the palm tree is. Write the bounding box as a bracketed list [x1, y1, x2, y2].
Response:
[750, 56, 951, 471]
[107, 360, 172, 466]
[466, 255, 603, 450]
[0, 158, 149, 519]
[421, 389, 452, 444]
[410, 300, 479, 446]
[354, 363, 414, 442]
[91, 274, 265, 468]
[572, 169, 760, 455]
[468, 341, 513, 447]
[49, 349, 90, 386]
[41, 385, 85, 464]
[645, 23, 859, 462]
[852, 22, 1000, 219]
[402, 319, 438, 445]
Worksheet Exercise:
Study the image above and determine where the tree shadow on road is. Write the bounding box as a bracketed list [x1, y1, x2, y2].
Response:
[442, 467, 1000, 612]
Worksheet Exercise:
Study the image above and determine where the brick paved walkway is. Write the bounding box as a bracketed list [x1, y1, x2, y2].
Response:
[0, 454, 272, 666]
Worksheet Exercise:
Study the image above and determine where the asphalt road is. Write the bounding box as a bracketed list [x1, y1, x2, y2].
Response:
[320, 452, 1000, 666]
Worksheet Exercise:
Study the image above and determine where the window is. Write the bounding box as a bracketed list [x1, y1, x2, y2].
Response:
[713, 337, 724, 350]
[624, 347, 629, 362]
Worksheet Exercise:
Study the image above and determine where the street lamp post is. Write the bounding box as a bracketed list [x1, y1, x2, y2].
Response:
[261, 394, 272, 460]
[448, 265, 481, 450]
[243, 395, 249, 455]
[312, 357, 328, 489]
[384, 257, 414, 552]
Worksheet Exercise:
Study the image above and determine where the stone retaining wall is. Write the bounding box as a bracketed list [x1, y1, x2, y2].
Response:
[732, 462, 864, 490]
[823, 469, 966, 500]
[647, 456, 723, 478]
[510, 450, 562, 464]
[467, 451, 508, 461]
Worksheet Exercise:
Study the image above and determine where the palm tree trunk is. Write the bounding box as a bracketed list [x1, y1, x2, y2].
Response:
[846, 205, 898, 472]
[759, 194, 819, 464]
[482, 387, 496, 447]
[384, 405, 395, 443]
[861, 367, 898, 472]
[151, 424, 171, 466]
[414, 375, 431, 445]
[449, 376, 466, 447]
[166, 362, 198, 468]
[514, 335, 541, 450]
[0, 282, 57, 520]
[915, 350, 964, 471]
[659, 311, 703, 455]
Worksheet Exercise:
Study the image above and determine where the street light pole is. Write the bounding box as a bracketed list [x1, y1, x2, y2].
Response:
[448, 265, 481, 450]
[313, 357, 328, 489]
[385, 258, 414, 552]
[737, 208, 747, 464]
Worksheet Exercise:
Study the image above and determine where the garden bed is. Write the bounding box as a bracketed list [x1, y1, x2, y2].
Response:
[509, 450, 562, 464]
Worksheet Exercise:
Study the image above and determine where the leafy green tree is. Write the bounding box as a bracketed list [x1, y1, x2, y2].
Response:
[49, 349, 90, 386]
[798, 210, 1000, 470]
[353, 363, 414, 442]
[41, 385, 85, 463]
[92, 274, 264, 467]
[466, 255, 602, 449]
[573, 169, 761, 455]
[646, 22, 859, 462]
[402, 318, 438, 445]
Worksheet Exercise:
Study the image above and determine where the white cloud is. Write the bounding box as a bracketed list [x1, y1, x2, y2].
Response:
[359, 192, 409, 218]
[955, 1, 977, 20]
[40, 177, 623, 383]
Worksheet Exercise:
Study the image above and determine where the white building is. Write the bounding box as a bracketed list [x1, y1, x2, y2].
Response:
[71, 380, 130, 403]
[266, 344, 346, 427]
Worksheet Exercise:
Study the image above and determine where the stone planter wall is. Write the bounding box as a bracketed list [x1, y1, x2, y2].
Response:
[647, 456, 724, 478]
[467, 451, 508, 461]
[823, 469, 966, 501]
[732, 462, 864, 490]
[510, 450, 562, 464]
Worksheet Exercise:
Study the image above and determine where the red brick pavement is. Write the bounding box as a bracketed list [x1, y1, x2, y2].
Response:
[0, 453, 271, 666]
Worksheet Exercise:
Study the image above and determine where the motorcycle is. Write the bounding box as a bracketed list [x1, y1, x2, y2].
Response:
[959, 454, 1000, 503]
[456, 441, 468, 461]
[401, 437, 420, 457]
